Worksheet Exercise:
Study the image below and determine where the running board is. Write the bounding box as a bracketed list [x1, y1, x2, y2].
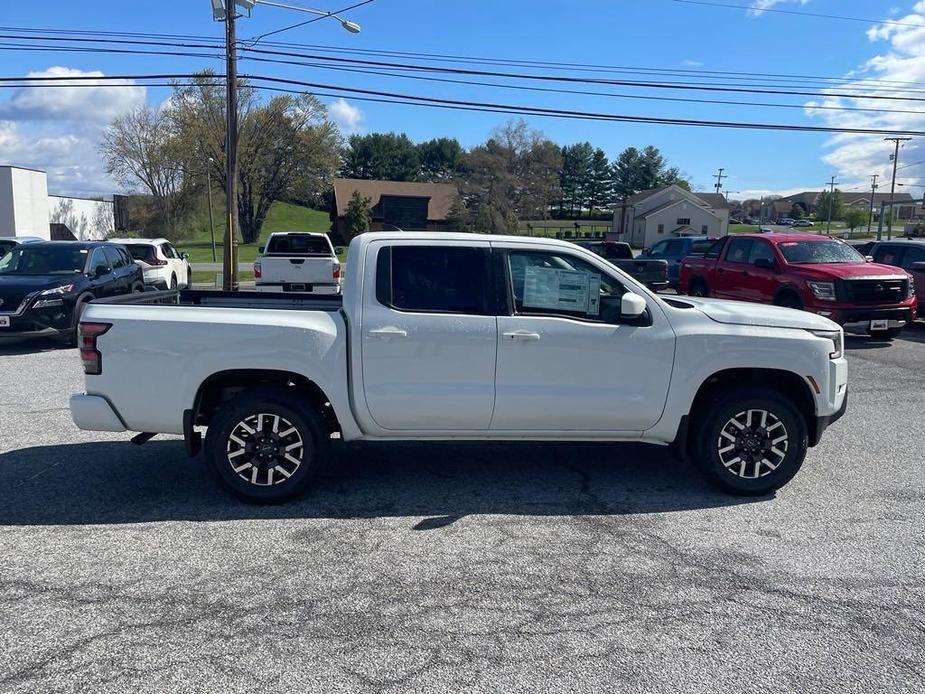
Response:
[131, 432, 157, 446]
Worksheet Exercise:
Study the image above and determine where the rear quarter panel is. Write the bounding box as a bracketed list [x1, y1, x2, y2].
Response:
[80, 303, 353, 436]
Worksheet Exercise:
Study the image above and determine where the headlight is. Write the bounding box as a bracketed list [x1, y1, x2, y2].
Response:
[808, 329, 843, 360]
[907, 276, 915, 299]
[38, 283, 75, 296]
[807, 281, 836, 301]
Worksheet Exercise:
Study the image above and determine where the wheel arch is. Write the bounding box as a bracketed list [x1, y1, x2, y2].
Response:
[773, 284, 804, 306]
[685, 367, 818, 457]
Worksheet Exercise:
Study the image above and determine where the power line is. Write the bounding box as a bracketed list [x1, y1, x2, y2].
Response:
[246, 0, 376, 45]
[672, 0, 924, 29]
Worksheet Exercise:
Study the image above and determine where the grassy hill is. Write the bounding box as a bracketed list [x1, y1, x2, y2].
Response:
[179, 201, 331, 264]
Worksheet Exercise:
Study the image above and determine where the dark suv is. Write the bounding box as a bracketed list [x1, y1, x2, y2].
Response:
[0, 241, 144, 343]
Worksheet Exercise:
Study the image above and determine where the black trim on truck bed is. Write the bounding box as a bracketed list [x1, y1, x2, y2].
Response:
[90, 289, 343, 312]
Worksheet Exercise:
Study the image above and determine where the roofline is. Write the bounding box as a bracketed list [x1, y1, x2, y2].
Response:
[0, 164, 47, 174]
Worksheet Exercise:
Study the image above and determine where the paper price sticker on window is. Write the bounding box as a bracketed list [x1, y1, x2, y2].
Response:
[523, 266, 601, 316]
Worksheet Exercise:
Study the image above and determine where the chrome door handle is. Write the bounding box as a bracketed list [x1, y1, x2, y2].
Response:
[368, 326, 408, 339]
[502, 330, 541, 341]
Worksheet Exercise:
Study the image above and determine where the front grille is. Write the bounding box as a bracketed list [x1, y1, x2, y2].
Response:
[0, 292, 31, 315]
[841, 278, 908, 304]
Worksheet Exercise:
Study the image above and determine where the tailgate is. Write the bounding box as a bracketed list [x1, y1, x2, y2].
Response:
[619, 259, 668, 283]
[259, 256, 337, 284]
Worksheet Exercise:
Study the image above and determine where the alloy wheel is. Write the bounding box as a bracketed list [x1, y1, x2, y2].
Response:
[716, 408, 789, 479]
[226, 412, 304, 486]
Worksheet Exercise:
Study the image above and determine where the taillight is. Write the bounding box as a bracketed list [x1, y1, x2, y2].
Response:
[79, 322, 111, 375]
[254, 261, 262, 279]
[144, 256, 167, 266]
[332, 264, 341, 280]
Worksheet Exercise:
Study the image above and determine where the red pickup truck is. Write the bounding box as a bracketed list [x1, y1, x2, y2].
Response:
[680, 233, 917, 339]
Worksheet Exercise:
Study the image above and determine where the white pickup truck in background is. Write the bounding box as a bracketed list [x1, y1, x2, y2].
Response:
[70, 232, 847, 502]
[254, 232, 341, 294]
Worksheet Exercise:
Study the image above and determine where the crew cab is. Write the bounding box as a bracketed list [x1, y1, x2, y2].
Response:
[0, 241, 144, 343]
[639, 236, 717, 289]
[680, 233, 916, 339]
[254, 232, 341, 294]
[575, 240, 668, 290]
[70, 232, 848, 502]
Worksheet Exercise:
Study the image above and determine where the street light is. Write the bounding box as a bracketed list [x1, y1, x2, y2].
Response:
[209, 0, 362, 290]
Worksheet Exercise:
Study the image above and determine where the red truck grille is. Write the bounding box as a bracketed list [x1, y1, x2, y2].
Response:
[840, 278, 908, 304]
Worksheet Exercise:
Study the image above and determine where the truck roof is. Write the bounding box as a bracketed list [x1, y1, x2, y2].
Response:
[351, 231, 593, 250]
[737, 232, 836, 243]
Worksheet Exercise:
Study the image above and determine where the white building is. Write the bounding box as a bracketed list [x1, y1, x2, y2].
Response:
[613, 185, 729, 249]
[0, 165, 114, 240]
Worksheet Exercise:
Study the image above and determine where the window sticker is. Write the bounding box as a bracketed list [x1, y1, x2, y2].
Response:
[523, 266, 601, 316]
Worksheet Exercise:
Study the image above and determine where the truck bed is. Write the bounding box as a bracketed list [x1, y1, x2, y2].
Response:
[92, 289, 344, 312]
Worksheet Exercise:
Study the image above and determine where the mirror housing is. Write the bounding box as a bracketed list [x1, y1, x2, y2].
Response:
[911, 261, 925, 272]
[621, 292, 647, 320]
[95, 266, 110, 278]
[181, 252, 190, 261]
[865, 255, 875, 262]
[335, 246, 345, 255]
[258, 246, 265, 254]
[754, 257, 775, 270]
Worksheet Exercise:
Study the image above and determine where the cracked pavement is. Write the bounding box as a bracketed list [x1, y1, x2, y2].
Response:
[1, 327, 924, 693]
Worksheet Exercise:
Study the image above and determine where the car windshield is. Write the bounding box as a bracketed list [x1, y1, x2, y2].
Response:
[124, 244, 156, 260]
[266, 235, 331, 256]
[777, 240, 864, 264]
[0, 246, 88, 275]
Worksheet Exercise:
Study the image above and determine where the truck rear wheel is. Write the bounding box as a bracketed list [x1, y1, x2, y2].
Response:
[205, 388, 326, 502]
[693, 387, 807, 496]
[688, 278, 709, 297]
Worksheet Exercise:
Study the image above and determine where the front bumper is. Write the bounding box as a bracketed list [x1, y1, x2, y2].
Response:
[0, 305, 74, 339]
[814, 305, 916, 326]
[811, 389, 848, 446]
[69, 393, 127, 432]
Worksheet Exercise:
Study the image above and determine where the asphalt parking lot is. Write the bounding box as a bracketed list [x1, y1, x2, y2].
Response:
[1, 327, 924, 693]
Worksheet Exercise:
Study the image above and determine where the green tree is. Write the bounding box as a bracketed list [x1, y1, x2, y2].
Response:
[444, 195, 469, 232]
[584, 148, 613, 216]
[559, 142, 593, 217]
[844, 208, 868, 232]
[340, 132, 420, 181]
[815, 189, 844, 223]
[611, 145, 689, 200]
[343, 190, 371, 238]
[789, 203, 805, 219]
[417, 137, 464, 180]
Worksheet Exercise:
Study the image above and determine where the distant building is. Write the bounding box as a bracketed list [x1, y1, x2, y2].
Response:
[778, 190, 919, 221]
[612, 185, 729, 248]
[332, 178, 460, 238]
[0, 165, 113, 240]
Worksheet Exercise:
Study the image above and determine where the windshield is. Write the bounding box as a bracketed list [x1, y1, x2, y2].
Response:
[0, 246, 88, 275]
[778, 240, 864, 265]
[266, 234, 332, 256]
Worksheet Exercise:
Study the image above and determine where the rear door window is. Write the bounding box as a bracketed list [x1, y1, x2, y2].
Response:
[376, 246, 489, 314]
[900, 245, 925, 269]
[705, 238, 727, 259]
[103, 246, 125, 268]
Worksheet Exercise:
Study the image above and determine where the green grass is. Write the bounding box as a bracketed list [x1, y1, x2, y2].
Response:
[191, 270, 255, 285]
[179, 201, 331, 264]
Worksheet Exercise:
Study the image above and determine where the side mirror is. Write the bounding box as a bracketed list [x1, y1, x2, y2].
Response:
[258, 246, 265, 254]
[181, 253, 190, 261]
[335, 246, 345, 255]
[95, 266, 110, 278]
[620, 292, 647, 320]
[911, 261, 925, 272]
[754, 257, 775, 270]
[865, 255, 875, 263]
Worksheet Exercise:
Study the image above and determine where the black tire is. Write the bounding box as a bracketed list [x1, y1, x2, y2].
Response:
[693, 387, 808, 496]
[169, 275, 177, 290]
[205, 387, 327, 503]
[688, 278, 709, 297]
[63, 294, 92, 347]
[866, 326, 902, 340]
[131, 283, 145, 293]
[774, 292, 803, 311]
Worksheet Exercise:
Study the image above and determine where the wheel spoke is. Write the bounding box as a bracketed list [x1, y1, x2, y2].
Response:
[284, 452, 301, 466]
[232, 461, 253, 473]
[278, 427, 297, 437]
[284, 441, 302, 452]
[275, 465, 292, 479]
[228, 449, 247, 459]
[267, 467, 275, 486]
[229, 434, 246, 447]
[762, 457, 778, 471]
[250, 466, 259, 485]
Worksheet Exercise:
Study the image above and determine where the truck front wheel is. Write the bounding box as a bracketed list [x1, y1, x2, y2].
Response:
[694, 387, 807, 496]
[205, 388, 327, 502]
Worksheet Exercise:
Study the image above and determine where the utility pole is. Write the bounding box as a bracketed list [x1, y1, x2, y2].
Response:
[713, 167, 727, 195]
[884, 137, 911, 241]
[223, 2, 239, 291]
[866, 174, 878, 236]
[825, 176, 837, 235]
[206, 160, 217, 263]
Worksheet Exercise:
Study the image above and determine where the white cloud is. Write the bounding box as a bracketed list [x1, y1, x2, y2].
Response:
[682, 59, 704, 67]
[805, 3, 925, 183]
[747, 0, 810, 17]
[328, 98, 364, 134]
[737, 185, 829, 200]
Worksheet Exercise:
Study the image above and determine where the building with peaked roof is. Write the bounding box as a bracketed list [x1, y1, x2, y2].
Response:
[779, 190, 919, 220]
[332, 178, 460, 238]
[612, 185, 729, 248]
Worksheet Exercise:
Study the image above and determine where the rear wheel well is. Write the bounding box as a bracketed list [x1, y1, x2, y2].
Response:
[193, 369, 340, 436]
[686, 368, 817, 455]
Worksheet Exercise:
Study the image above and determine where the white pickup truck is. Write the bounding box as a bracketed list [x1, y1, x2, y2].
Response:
[254, 232, 341, 294]
[70, 232, 848, 502]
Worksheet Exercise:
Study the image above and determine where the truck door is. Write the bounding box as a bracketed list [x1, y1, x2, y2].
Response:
[740, 238, 781, 302]
[360, 241, 498, 431]
[713, 237, 755, 300]
[491, 246, 674, 432]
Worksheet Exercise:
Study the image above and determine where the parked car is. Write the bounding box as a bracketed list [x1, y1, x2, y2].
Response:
[758, 226, 774, 233]
[575, 240, 668, 290]
[0, 241, 144, 343]
[792, 219, 815, 228]
[729, 218, 743, 225]
[109, 238, 191, 290]
[254, 232, 341, 294]
[639, 236, 717, 289]
[0, 236, 45, 258]
[70, 232, 847, 501]
[866, 240, 925, 316]
[680, 233, 916, 339]
[778, 218, 795, 226]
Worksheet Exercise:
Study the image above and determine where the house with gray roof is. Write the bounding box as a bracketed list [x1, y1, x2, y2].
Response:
[612, 185, 729, 248]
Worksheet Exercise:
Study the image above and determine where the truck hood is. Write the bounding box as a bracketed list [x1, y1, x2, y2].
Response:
[787, 261, 908, 279]
[679, 296, 840, 331]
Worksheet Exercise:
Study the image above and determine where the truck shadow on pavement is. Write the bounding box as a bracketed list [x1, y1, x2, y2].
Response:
[0, 338, 69, 356]
[0, 439, 763, 526]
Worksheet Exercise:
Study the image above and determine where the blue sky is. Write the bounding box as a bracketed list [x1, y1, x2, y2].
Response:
[1, 0, 923, 200]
